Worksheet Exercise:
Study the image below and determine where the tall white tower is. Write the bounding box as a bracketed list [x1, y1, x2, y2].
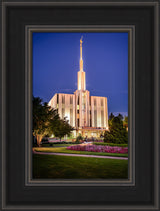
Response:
[77, 37, 86, 91]
[75, 37, 90, 128]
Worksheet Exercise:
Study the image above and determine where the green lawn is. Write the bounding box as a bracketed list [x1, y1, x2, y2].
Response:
[33, 154, 128, 179]
[33, 147, 128, 157]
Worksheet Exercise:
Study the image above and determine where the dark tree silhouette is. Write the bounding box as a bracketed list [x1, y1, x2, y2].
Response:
[109, 112, 115, 120]
[117, 113, 123, 121]
[53, 117, 74, 141]
[104, 114, 128, 144]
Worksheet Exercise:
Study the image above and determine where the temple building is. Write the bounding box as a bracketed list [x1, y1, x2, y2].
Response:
[48, 38, 108, 138]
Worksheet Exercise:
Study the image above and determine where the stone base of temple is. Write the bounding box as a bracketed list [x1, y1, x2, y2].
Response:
[74, 126, 108, 138]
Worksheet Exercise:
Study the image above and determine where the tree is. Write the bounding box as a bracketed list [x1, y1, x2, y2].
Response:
[47, 109, 61, 137]
[111, 117, 123, 130]
[117, 113, 123, 121]
[123, 116, 128, 129]
[53, 117, 74, 141]
[109, 112, 115, 120]
[104, 114, 128, 144]
[108, 113, 115, 128]
[33, 96, 59, 146]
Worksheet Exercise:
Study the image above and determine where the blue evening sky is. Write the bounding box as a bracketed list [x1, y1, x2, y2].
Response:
[33, 32, 128, 116]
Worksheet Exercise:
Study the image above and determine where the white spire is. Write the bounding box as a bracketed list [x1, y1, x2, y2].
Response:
[77, 37, 86, 90]
[80, 36, 83, 71]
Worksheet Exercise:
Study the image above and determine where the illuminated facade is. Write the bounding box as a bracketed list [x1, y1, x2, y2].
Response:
[49, 38, 108, 137]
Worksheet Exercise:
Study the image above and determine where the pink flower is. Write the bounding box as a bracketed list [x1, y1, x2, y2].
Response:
[66, 144, 128, 154]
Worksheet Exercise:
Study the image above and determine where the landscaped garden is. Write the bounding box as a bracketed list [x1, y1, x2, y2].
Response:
[32, 98, 129, 179]
[33, 140, 128, 178]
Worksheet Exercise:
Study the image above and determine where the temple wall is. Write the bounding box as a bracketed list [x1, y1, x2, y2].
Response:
[91, 96, 108, 129]
[49, 93, 76, 127]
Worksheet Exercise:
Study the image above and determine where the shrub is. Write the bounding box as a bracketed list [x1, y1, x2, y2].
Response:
[75, 134, 84, 144]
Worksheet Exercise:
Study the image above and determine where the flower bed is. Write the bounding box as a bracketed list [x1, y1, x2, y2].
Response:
[67, 144, 128, 154]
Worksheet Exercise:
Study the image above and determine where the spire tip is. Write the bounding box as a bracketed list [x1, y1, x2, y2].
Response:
[80, 36, 83, 43]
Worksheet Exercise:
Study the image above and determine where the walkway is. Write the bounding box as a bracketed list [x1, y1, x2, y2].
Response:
[33, 150, 128, 160]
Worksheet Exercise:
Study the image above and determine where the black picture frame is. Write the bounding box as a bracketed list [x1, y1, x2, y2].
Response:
[1, 1, 159, 210]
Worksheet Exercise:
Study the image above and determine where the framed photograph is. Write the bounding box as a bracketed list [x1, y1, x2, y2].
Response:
[31, 28, 132, 183]
[1, 0, 159, 210]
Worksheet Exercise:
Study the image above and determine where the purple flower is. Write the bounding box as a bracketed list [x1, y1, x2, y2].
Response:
[66, 144, 128, 154]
